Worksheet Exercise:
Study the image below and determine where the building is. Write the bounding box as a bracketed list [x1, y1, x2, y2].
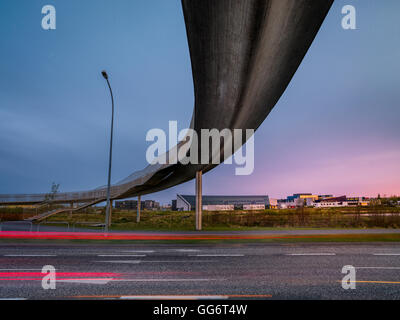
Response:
[175, 195, 270, 211]
[285, 193, 319, 207]
[203, 204, 235, 211]
[267, 198, 278, 209]
[115, 200, 160, 210]
[318, 195, 334, 200]
[171, 200, 177, 211]
[277, 193, 317, 208]
[287, 193, 319, 202]
[243, 204, 265, 210]
[115, 200, 140, 210]
[161, 204, 172, 211]
[313, 196, 370, 208]
[144, 200, 160, 210]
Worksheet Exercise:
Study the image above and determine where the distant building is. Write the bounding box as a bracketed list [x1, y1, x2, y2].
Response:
[115, 199, 160, 210]
[115, 200, 140, 210]
[203, 204, 235, 211]
[277, 193, 318, 208]
[268, 198, 278, 209]
[318, 195, 334, 200]
[175, 195, 270, 211]
[144, 200, 160, 210]
[243, 204, 265, 210]
[277, 193, 322, 208]
[314, 196, 370, 208]
[287, 193, 319, 202]
[171, 200, 177, 211]
[162, 204, 172, 210]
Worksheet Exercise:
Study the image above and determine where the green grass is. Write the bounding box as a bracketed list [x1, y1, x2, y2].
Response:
[3, 206, 400, 231]
[43, 207, 400, 231]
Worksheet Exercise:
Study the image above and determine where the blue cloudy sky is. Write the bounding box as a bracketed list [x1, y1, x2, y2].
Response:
[1, 0, 399, 204]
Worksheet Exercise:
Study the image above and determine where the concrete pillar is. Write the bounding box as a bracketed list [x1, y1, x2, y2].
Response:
[69, 202, 73, 218]
[137, 195, 141, 223]
[195, 170, 202, 231]
[108, 200, 113, 226]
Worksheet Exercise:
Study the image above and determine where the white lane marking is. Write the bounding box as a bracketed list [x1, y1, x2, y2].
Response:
[140, 260, 217, 263]
[120, 295, 227, 300]
[356, 267, 400, 269]
[97, 255, 146, 257]
[120, 250, 155, 253]
[95, 260, 142, 264]
[373, 253, 400, 256]
[286, 253, 336, 256]
[57, 279, 113, 285]
[111, 278, 223, 282]
[4, 255, 57, 257]
[189, 254, 244, 257]
[95, 260, 217, 264]
[175, 249, 200, 252]
[0, 269, 54, 271]
[0, 298, 27, 300]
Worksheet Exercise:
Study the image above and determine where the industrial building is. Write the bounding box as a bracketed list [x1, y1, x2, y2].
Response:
[314, 196, 370, 208]
[175, 195, 271, 211]
[278, 193, 319, 208]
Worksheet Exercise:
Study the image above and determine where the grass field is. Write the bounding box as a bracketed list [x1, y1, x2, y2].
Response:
[2, 206, 400, 231]
[28, 206, 400, 231]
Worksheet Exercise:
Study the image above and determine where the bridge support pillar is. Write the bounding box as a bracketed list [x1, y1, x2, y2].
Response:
[69, 202, 74, 218]
[137, 195, 141, 223]
[108, 200, 113, 226]
[195, 170, 202, 231]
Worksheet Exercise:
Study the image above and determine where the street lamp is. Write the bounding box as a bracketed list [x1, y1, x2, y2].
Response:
[101, 70, 114, 232]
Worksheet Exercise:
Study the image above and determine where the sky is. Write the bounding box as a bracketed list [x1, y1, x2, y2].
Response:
[1, 0, 399, 205]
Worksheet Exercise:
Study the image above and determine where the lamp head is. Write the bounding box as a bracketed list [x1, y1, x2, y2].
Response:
[101, 70, 108, 80]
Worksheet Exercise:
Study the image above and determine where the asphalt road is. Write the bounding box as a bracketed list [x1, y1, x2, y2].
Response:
[0, 242, 400, 299]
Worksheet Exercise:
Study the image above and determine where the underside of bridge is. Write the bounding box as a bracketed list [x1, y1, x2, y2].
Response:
[0, 0, 333, 226]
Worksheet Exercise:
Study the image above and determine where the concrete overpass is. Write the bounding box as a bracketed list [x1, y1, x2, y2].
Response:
[0, 0, 334, 227]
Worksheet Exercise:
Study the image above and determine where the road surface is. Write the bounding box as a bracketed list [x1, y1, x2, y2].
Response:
[0, 242, 400, 299]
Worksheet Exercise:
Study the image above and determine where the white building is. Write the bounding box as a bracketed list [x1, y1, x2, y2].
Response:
[203, 204, 234, 211]
[314, 201, 349, 208]
[175, 194, 270, 211]
[243, 204, 265, 210]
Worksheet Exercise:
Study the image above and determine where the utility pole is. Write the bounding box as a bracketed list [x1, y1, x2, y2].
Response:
[101, 70, 114, 232]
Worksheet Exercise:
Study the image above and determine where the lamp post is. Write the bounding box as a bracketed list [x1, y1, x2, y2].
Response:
[101, 70, 114, 232]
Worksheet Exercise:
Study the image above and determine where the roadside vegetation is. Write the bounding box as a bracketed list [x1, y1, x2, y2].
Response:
[2, 204, 400, 231]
